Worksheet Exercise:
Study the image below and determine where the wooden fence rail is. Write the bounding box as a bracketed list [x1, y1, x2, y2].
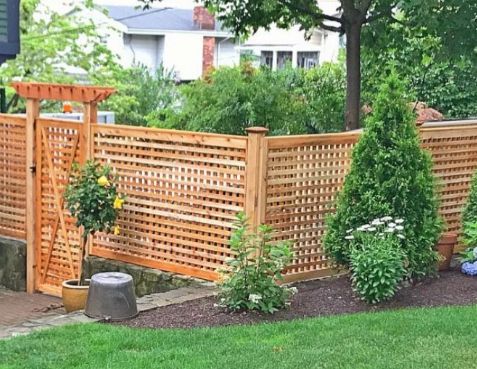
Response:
[1, 112, 477, 292]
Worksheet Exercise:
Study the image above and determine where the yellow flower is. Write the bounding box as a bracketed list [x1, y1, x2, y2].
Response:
[113, 225, 120, 235]
[113, 196, 124, 210]
[97, 176, 110, 187]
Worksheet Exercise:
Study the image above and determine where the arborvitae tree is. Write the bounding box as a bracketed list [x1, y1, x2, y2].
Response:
[324, 73, 442, 279]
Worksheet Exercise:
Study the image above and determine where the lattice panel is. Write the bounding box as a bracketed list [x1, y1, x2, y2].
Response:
[265, 133, 359, 282]
[37, 119, 83, 295]
[0, 115, 27, 239]
[90, 125, 247, 281]
[421, 125, 477, 233]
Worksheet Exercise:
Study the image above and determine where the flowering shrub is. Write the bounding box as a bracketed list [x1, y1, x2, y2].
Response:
[347, 217, 406, 303]
[64, 161, 124, 284]
[218, 213, 296, 314]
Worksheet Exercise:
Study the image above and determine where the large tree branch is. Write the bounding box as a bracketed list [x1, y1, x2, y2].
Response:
[320, 23, 344, 33]
[322, 13, 343, 23]
[358, 0, 373, 13]
[277, 0, 343, 24]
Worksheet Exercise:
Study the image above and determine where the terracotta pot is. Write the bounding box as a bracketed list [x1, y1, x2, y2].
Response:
[62, 279, 90, 313]
[436, 232, 457, 271]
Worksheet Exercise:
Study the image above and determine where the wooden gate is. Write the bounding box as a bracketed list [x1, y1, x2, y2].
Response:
[35, 118, 83, 296]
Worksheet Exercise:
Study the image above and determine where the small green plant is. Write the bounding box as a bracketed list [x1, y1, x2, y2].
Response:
[347, 217, 406, 303]
[218, 213, 296, 314]
[459, 222, 477, 265]
[463, 172, 477, 225]
[64, 160, 124, 285]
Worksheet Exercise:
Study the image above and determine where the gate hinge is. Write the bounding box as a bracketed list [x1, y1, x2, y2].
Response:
[30, 165, 36, 174]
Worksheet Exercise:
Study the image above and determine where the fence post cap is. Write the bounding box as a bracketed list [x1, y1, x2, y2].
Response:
[246, 127, 269, 135]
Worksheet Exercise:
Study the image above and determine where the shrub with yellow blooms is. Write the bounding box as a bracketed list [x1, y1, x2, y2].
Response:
[64, 160, 125, 285]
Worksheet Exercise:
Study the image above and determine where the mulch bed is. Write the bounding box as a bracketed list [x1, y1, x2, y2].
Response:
[113, 266, 477, 330]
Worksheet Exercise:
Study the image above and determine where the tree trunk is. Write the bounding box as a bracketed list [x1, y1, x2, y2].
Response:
[344, 22, 362, 131]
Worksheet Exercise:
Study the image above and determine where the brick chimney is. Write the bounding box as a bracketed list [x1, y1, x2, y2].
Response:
[202, 37, 216, 75]
[193, 6, 215, 30]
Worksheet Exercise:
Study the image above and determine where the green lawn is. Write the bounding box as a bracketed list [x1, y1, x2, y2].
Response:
[1, 305, 476, 369]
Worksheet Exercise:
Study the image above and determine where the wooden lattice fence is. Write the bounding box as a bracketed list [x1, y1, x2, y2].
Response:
[1, 108, 477, 293]
[90, 124, 248, 281]
[0, 115, 26, 239]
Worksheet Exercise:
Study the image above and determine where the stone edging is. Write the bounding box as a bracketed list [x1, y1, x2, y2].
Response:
[0, 285, 217, 339]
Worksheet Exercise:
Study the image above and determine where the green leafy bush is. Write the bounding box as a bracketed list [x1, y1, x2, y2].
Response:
[218, 213, 295, 313]
[150, 62, 345, 135]
[324, 72, 442, 279]
[95, 64, 180, 126]
[462, 172, 477, 228]
[459, 167, 477, 260]
[347, 217, 406, 303]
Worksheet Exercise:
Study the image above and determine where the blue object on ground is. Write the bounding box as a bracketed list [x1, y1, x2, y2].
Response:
[461, 262, 477, 276]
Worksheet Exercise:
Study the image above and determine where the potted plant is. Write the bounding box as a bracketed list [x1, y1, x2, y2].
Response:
[436, 232, 458, 271]
[63, 160, 124, 312]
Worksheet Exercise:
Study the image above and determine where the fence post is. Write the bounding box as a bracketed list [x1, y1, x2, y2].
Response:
[26, 98, 40, 293]
[82, 102, 97, 162]
[80, 102, 97, 260]
[245, 127, 269, 231]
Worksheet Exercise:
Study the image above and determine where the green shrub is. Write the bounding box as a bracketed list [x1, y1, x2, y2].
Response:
[462, 172, 477, 228]
[301, 62, 346, 133]
[218, 213, 295, 313]
[95, 64, 180, 126]
[324, 72, 442, 279]
[150, 62, 345, 135]
[347, 218, 406, 303]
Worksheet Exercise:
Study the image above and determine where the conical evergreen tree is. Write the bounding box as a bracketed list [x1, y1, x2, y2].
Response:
[324, 73, 442, 278]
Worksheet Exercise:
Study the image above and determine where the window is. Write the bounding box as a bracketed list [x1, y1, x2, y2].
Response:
[260, 51, 273, 68]
[277, 51, 292, 69]
[297, 51, 320, 69]
[0, 0, 7, 42]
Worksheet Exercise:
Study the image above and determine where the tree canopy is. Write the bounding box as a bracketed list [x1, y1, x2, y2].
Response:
[140, 0, 477, 129]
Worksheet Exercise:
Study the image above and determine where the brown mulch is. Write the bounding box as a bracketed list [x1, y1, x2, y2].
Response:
[114, 266, 477, 330]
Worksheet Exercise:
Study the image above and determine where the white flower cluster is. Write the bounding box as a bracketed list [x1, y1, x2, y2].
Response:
[345, 217, 405, 241]
[248, 293, 262, 304]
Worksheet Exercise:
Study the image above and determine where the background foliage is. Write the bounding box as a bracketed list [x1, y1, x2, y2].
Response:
[150, 62, 346, 135]
[94, 65, 180, 126]
[362, 15, 477, 119]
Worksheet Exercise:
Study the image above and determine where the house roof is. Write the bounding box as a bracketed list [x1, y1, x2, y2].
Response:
[104, 5, 227, 33]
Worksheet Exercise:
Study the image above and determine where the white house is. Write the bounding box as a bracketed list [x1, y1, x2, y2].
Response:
[103, 5, 239, 80]
[70, 0, 342, 80]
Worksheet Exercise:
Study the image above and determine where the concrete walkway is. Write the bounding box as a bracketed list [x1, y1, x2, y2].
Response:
[0, 285, 216, 339]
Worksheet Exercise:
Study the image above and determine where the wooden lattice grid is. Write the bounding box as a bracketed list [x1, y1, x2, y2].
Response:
[90, 124, 248, 281]
[421, 125, 477, 233]
[265, 133, 360, 281]
[0, 114, 27, 239]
